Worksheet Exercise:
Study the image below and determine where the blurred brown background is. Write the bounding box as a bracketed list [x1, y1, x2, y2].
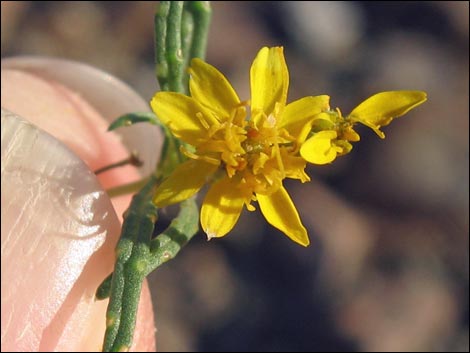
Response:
[2, 1, 468, 351]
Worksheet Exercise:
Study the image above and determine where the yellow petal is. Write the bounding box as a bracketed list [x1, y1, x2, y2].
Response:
[281, 152, 310, 183]
[250, 47, 289, 118]
[257, 186, 309, 246]
[349, 91, 427, 138]
[151, 92, 217, 146]
[189, 58, 241, 120]
[300, 131, 339, 165]
[153, 160, 218, 207]
[281, 95, 330, 143]
[201, 177, 249, 239]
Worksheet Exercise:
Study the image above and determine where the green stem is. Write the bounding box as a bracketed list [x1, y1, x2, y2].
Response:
[94, 153, 142, 175]
[155, 1, 211, 94]
[180, 5, 194, 90]
[186, 1, 212, 61]
[155, 2, 170, 91]
[106, 177, 150, 199]
[166, 2, 185, 93]
[101, 181, 199, 352]
[147, 198, 199, 271]
[102, 176, 158, 351]
[155, 1, 185, 93]
[101, 1, 212, 351]
[95, 198, 199, 301]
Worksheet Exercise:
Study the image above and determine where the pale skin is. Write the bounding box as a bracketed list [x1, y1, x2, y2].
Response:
[1, 69, 156, 351]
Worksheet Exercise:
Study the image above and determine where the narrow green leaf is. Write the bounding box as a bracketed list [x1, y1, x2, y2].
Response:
[155, 123, 185, 180]
[148, 198, 199, 272]
[96, 273, 113, 300]
[107, 112, 161, 131]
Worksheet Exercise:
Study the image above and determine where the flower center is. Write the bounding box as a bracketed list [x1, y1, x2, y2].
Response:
[185, 105, 303, 195]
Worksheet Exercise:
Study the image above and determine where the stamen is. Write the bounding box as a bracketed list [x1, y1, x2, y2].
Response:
[180, 146, 220, 165]
[335, 107, 343, 119]
[233, 105, 248, 127]
[274, 142, 285, 178]
[224, 121, 234, 149]
[245, 199, 256, 211]
[269, 122, 285, 179]
[236, 100, 250, 108]
[196, 112, 210, 130]
[208, 123, 226, 138]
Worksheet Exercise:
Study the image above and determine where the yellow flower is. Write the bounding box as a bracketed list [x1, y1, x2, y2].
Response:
[151, 47, 330, 246]
[300, 91, 427, 165]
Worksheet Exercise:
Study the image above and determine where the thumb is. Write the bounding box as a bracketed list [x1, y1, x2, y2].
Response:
[1, 67, 157, 351]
